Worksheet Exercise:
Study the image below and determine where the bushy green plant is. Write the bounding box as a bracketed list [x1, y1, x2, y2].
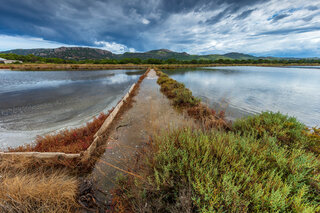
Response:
[304, 127, 320, 156]
[156, 70, 199, 107]
[172, 88, 200, 107]
[114, 127, 320, 212]
[233, 111, 310, 150]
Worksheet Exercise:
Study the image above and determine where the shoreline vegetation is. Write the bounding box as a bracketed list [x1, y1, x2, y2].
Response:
[1, 67, 319, 212]
[0, 62, 320, 71]
[1, 52, 320, 66]
[111, 69, 320, 212]
[0, 52, 320, 71]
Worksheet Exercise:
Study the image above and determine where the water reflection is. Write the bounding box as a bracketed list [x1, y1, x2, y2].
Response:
[164, 66, 320, 127]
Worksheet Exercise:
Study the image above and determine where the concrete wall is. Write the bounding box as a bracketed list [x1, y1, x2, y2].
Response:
[81, 83, 136, 163]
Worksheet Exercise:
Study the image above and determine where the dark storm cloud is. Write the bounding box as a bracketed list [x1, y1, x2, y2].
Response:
[0, 0, 266, 50]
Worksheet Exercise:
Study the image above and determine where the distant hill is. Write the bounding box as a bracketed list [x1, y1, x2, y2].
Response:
[118, 49, 192, 60]
[2, 47, 115, 60]
[2, 47, 258, 61]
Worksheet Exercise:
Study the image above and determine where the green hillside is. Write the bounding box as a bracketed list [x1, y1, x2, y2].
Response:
[3, 47, 114, 60]
[2, 47, 257, 61]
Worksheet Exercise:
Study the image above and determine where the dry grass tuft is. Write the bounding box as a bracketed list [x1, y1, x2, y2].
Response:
[0, 156, 79, 213]
[0, 172, 78, 213]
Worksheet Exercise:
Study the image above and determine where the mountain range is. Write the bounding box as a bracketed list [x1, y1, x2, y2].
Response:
[1, 47, 258, 61]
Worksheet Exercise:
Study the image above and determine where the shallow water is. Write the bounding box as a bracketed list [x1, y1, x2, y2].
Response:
[0, 69, 144, 149]
[164, 66, 320, 127]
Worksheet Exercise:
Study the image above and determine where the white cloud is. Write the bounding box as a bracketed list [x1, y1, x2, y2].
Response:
[0, 35, 70, 51]
[141, 18, 150, 25]
[94, 41, 136, 54]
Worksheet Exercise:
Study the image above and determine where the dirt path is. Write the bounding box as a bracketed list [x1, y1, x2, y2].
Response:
[86, 69, 194, 209]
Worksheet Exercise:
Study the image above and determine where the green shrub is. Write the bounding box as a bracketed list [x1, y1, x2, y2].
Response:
[233, 111, 310, 150]
[305, 127, 320, 156]
[113, 127, 320, 212]
[172, 88, 200, 107]
[156, 70, 199, 108]
[157, 75, 170, 85]
[160, 79, 185, 98]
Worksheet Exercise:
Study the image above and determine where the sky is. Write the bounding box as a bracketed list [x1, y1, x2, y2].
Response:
[0, 0, 319, 57]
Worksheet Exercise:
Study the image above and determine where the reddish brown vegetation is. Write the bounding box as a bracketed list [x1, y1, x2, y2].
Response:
[9, 112, 112, 154]
[187, 104, 230, 129]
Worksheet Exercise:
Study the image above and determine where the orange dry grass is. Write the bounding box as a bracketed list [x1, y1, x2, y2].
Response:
[9, 112, 111, 153]
[0, 156, 79, 213]
[0, 172, 78, 213]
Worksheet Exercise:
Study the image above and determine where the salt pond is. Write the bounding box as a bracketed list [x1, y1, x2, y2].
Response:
[164, 66, 320, 127]
[0, 69, 143, 149]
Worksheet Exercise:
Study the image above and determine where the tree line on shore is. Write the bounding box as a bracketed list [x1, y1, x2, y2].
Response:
[1, 53, 320, 65]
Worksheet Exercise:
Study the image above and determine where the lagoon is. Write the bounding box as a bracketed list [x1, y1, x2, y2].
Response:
[164, 66, 320, 127]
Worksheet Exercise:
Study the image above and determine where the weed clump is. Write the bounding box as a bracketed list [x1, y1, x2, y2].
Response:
[233, 111, 320, 153]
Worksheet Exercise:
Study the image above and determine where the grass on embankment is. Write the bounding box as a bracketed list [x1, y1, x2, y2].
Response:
[0, 156, 79, 212]
[112, 112, 320, 212]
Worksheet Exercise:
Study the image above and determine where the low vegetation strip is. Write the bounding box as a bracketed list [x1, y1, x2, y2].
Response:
[155, 69, 229, 129]
[112, 112, 320, 212]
